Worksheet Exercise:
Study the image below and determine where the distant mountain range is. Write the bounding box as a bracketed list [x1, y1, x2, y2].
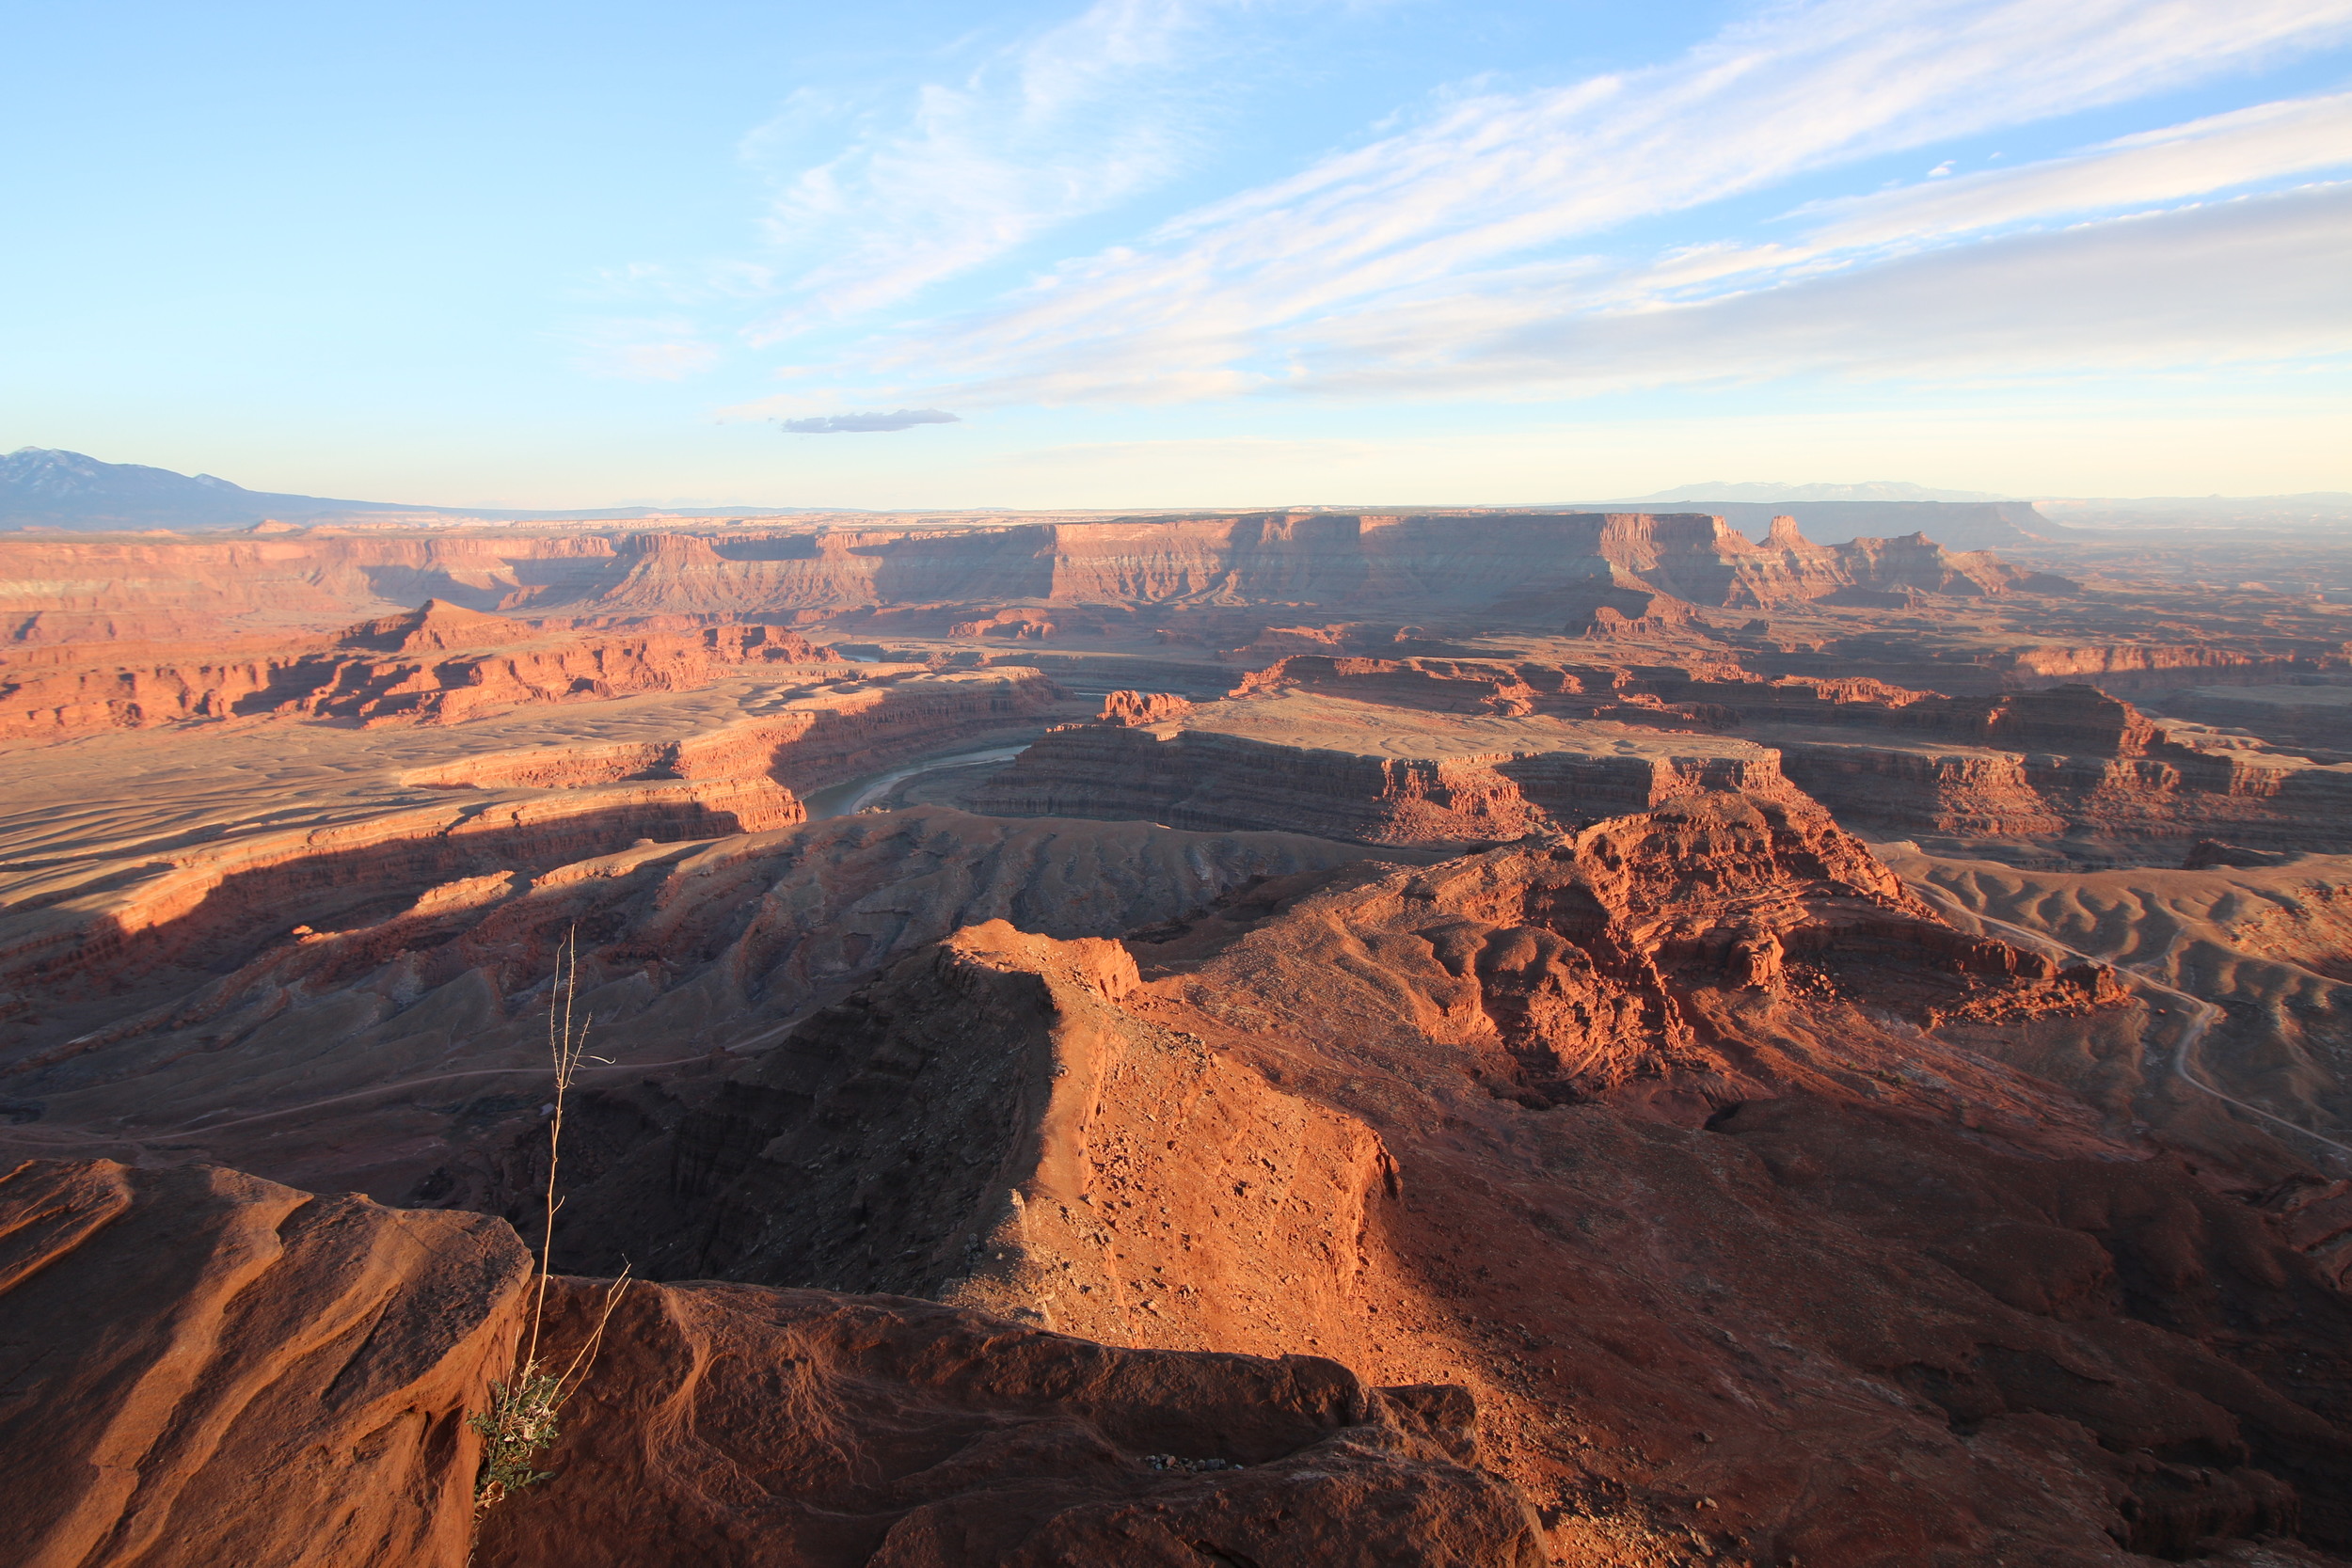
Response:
[1611, 480, 2011, 503]
[0, 448, 813, 531]
[9, 448, 2343, 539]
[1632, 499, 2070, 549]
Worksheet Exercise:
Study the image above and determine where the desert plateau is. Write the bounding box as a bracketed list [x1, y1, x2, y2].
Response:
[12, 2, 2352, 1562]
[3, 491, 2352, 1568]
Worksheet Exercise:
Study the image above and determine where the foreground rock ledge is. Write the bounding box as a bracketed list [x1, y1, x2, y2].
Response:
[0, 1158, 1541, 1568]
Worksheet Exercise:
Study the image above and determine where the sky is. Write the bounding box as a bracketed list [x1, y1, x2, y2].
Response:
[4, 0, 2349, 509]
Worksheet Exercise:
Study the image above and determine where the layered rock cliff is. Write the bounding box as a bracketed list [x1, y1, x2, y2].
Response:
[0, 775, 806, 1011]
[0, 1158, 1539, 1568]
[393, 663, 1061, 793]
[0, 664, 1063, 1050]
[1213, 658, 2352, 861]
[0, 601, 843, 739]
[973, 691, 1804, 845]
[0, 512, 2052, 644]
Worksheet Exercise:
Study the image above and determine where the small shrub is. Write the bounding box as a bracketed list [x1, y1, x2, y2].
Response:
[470, 929, 629, 1519]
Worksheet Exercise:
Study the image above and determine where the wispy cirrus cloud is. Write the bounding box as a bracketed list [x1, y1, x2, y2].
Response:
[769, 0, 2352, 407]
[738, 0, 1287, 341]
[582, 0, 1306, 384]
[1792, 91, 2352, 253]
[1281, 184, 2352, 398]
[779, 408, 961, 434]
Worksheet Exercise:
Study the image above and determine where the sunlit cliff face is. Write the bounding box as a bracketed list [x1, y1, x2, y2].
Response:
[6, 504, 2352, 1566]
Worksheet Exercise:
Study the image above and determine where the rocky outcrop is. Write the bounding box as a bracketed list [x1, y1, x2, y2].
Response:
[1095, 689, 1193, 725]
[493, 793, 2352, 1564]
[0, 603, 844, 739]
[1211, 662, 2352, 860]
[473, 1275, 1543, 1568]
[973, 696, 1804, 846]
[1235, 657, 2166, 747]
[1227, 656, 1549, 714]
[16, 790, 2352, 1564]
[335, 598, 532, 653]
[0, 1157, 1542, 1568]
[0, 1158, 531, 1568]
[552, 919, 1410, 1341]
[1779, 733, 2352, 858]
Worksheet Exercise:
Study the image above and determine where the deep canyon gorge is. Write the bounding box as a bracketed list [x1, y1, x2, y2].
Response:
[7, 505, 2352, 1568]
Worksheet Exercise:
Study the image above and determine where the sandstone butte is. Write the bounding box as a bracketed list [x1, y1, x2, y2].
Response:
[5, 504, 2352, 1567]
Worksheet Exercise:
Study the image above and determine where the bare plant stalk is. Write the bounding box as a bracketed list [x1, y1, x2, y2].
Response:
[525, 929, 589, 1371]
[471, 927, 628, 1520]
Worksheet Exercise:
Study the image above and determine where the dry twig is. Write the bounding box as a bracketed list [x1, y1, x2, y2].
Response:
[470, 930, 630, 1517]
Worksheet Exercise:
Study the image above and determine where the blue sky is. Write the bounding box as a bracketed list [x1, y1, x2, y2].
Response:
[5, 0, 2349, 508]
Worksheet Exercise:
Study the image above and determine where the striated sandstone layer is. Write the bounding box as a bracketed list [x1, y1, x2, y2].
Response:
[0, 665, 1064, 1045]
[0, 775, 804, 1011]
[0, 1157, 1541, 1568]
[475, 1275, 1542, 1568]
[392, 663, 1062, 791]
[0, 1158, 530, 1568]
[1213, 659, 2352, 861]
[0, 511, 2045, 644]
[2155, 684, 2352, 754]
[0, 532, 628, 643]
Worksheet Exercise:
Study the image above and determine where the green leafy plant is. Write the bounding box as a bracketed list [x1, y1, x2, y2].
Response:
[470, 929, 629, 1518]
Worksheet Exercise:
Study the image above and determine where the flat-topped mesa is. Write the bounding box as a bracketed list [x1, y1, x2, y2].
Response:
[971, 688, 1807, 845]
[1227, 657, 1542, 714]
[1222, 655, 2169, 748]
[0, 513, 2059, 641]
[1101, 658, 2352, 857]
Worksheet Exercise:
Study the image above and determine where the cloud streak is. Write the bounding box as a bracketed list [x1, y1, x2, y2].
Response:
[790, 0, 2352, 406]
[778, 408, 961, 434]
[1283, 185, 2352, 398]
[741, 0, 1271, 340]
[1793, 91, 2352, 252]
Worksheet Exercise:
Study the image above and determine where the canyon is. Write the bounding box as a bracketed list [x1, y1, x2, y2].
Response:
[7, 503, 2352, 1567]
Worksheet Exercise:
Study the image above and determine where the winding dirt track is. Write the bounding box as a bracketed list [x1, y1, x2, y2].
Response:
[1907, 879, 2352, 1160]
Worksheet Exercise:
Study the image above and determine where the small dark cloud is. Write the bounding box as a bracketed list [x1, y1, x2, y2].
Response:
[777, 408, 961, 435]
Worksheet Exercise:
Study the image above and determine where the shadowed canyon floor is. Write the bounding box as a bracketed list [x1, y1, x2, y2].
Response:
[7, 506, 2352, 1566]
